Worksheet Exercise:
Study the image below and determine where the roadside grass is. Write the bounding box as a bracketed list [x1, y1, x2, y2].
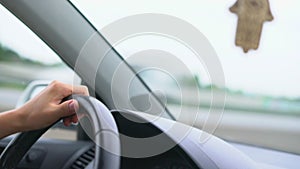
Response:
[0, 82, 26, 90]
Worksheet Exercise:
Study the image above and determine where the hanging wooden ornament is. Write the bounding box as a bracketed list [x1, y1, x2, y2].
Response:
[230, 0, 273, 53]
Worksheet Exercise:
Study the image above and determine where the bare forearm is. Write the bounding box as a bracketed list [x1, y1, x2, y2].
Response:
[0, 81, 88, 139]
[0, 109, 23, 139]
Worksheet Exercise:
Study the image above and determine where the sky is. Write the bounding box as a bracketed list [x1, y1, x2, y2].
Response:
[0, 0, 300, 98]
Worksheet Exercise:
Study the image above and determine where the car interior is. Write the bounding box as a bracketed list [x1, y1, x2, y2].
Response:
[0, 0, 300, 169]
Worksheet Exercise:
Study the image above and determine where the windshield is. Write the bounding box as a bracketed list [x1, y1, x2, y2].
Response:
[69, 0, 300, 154]
[70, 0, 300, 106]
[0, 4, 80, 140]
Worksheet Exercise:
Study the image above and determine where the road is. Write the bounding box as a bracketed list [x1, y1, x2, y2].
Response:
[0, 62, 77, 111]
[0, 88, 22, 111]
[1, 88, 299, 154]
[1, 62, 299, 155]
[168, 105, 300, 155]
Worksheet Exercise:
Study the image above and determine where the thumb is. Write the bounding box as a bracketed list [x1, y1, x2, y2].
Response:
[58, 100, 78, 117]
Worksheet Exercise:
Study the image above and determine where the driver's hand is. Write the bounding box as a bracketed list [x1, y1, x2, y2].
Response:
[19, 80, 89, 131]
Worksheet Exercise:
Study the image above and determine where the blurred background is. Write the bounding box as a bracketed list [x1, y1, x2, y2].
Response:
[1, 0, 300, 155]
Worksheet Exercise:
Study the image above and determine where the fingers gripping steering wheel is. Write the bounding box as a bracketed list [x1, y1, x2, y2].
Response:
[0, 95, 121, 169]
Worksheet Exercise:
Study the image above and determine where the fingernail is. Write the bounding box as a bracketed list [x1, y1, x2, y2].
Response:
[72, 122, 79, 126]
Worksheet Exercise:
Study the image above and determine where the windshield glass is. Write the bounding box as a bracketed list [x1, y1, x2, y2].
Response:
[70, 0, 300, 153]
[0, 4, 79, 140]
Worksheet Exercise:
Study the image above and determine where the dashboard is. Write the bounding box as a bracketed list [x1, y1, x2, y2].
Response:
[0, 137, 198, 169]
[0, 137, 94, 169]
[0, 110, 200, 169]
[1, 110, 299, 169]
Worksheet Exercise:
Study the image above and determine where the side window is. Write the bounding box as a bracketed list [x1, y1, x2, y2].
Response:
[0, 5, 77, 140]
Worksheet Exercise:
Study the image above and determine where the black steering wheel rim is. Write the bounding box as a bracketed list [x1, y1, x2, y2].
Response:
[0, 95, 120, 169]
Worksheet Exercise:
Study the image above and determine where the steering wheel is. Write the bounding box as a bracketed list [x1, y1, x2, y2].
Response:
[0, 95, 121, 169]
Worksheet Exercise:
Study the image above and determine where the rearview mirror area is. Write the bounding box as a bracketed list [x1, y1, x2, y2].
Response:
[16, 80, 50, 108]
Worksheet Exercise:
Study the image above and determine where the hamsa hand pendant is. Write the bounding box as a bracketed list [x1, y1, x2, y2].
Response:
[230, 0, 274, 53]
